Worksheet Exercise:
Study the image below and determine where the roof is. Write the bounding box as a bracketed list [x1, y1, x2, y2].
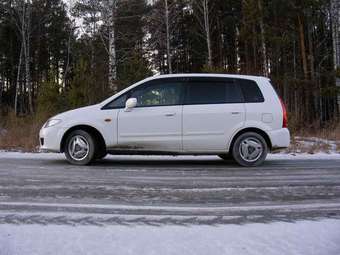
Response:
[149, 73, 269, 81]
[100, 73, 269, 106]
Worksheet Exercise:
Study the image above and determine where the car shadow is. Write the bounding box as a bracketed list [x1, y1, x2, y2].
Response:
[95, 158, 239, 167]
[43, 155, 322, 169]
[45, 157, 244, 168]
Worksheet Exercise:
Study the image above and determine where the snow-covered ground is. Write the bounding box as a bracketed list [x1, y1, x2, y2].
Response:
[285, 136, 340, 154]
[0, 151, 339, 255]
[1, 220, 340, 255]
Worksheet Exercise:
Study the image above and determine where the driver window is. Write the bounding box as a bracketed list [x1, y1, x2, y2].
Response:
[131, 80, 183, 107]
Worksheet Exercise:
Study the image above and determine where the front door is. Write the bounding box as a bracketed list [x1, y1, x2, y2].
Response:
[117, 79, 184, 152]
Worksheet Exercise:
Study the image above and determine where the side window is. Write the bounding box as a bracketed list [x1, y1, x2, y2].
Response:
[131, 80, 183, 107]
[104, 94, 128, 109]
[225, 82, 244, 103]
[102, 79, 184, 109]
[238, 79, 264, 103]
[185, 80, 243, 105]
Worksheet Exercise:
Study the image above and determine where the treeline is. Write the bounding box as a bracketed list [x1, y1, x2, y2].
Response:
[0, 0, 339, 129]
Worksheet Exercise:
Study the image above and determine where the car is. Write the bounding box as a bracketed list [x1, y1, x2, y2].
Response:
[39, 74, 290, 167]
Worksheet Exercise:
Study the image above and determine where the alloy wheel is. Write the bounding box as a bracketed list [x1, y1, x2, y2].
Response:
[239, 137, 263, 162]
[68, 135, 90, 161]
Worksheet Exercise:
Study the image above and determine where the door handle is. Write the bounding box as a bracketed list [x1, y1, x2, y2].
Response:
[231, 112, 241, 115]
[165, 113, 176, 117]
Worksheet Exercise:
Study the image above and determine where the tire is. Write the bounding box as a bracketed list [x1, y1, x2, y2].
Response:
[232, 132, 268, 167]
[64, 130, 96, 165]
[218, 154, 233, 161]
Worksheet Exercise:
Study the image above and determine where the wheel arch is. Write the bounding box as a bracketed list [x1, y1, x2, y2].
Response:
[228, 127, 272, 153]
[60, 125, 106, 153]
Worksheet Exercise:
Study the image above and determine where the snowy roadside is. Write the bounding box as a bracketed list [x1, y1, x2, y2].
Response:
[1, 219, 340, 255]
[283, 136, 340, 154]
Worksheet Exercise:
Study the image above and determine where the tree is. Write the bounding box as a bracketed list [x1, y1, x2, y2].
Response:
[192, 0, 213, 67]
[9, 0, 33, 115]
[164, 0, 173, 73]
[0, 0, 338, 127]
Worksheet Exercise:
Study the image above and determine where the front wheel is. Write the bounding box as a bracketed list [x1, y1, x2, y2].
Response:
[64, 130, 96, 165]
[232, 132, 268, 167]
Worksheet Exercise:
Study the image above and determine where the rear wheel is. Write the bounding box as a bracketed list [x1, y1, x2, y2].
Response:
[232, 132, 268, 167]
[64, 130, 96, 165]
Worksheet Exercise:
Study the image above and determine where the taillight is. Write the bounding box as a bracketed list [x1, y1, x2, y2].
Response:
[280, 98, 288, 128]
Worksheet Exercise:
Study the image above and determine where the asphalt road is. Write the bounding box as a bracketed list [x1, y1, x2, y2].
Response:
[0, 154, 340, 226]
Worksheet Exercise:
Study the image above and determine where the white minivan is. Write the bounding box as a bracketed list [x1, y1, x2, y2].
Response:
[40, 74, 290, 167]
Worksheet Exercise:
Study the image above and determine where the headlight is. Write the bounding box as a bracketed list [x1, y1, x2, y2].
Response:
[44, 119, 62, 128]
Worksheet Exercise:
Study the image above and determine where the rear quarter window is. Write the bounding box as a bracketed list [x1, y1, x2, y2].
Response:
[237, 79, 264, 103]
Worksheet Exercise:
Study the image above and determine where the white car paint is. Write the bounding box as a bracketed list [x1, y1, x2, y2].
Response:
[40, 105, 118, 151]
[182, 103, 245, 152]
[117, 105, 182, 151]
[39, 74, 290, 160]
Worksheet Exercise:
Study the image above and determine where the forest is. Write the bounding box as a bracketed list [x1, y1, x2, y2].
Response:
[0, 0, 339, 150]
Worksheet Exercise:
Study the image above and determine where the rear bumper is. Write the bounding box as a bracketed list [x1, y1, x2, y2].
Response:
[267, 128, 290, 150]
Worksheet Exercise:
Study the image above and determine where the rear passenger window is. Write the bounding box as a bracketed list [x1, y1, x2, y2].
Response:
[185, 80, 244, 105]
[238, 79, 264, 103]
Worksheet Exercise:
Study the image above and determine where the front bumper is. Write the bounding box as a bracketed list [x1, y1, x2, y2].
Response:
[267, 128, 290, 150]
[39, 126, 66, 152]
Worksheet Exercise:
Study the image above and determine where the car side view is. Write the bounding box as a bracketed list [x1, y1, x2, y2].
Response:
[39, 74, 290, 167]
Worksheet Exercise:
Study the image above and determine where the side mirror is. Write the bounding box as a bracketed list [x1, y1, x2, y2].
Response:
[125, 98, 137, 111]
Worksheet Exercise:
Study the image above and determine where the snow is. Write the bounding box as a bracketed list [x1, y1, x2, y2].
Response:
[0, 219, 340, 255]
[0, 151, 339, 160]
[1, 201, 340, 213]
[0, 150, 339, 254]
[286, 136, 339, 154]
[267, 153, 340, 160]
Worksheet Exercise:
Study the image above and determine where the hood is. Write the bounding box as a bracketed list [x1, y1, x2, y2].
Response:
[53, 104, 99, 120]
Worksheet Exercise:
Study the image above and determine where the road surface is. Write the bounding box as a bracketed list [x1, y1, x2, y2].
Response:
[0, 153, 339, 226]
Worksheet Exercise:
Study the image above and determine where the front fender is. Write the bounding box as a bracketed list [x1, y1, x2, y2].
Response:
[60, 120, 115, 150]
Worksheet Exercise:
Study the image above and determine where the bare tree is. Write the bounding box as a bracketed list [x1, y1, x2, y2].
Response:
[15, 43, 23, 115]
[63, 24, 73, 88]
[147, 0, 177, 74]
[104, 0, 118, 93]
[74, 0, 118, 93]
[11, 0, 33, 115]
[193, 0, 213, 67]
[164, 0, 172, 73]
[331, 0, 340, 70]
[23, 1, 33, 114]
[257, 0, 268, 76]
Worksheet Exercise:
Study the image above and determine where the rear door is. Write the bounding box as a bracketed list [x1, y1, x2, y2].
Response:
[182, 77, 246, 152]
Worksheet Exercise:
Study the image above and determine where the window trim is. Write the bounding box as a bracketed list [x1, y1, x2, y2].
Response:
[101, 77, 264, 110]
